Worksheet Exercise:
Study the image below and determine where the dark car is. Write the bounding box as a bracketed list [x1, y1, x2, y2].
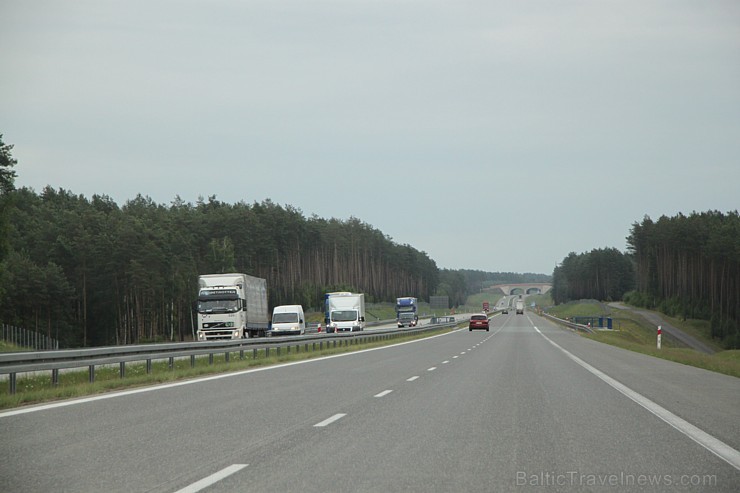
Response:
[469, 314, 489, 331]
[501, 307, 509, 314]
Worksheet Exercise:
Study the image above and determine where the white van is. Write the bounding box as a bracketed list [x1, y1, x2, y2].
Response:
[270, 305, 305, 336]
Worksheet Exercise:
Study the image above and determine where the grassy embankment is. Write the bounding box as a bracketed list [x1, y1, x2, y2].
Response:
[460, 292, 504, 313]
[0, 323, 459, 410]
[539, 296, 739, 378]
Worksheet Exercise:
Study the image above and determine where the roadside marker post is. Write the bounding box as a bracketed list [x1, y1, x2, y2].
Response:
[657, 326, 662, 349]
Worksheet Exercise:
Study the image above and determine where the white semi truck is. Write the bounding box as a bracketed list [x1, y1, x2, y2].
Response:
[196, 273, 270, 340]
[326, 292, 366, 332]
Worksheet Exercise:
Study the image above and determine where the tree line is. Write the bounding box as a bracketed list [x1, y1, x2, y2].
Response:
[0, 185, 447, 347]
[626, 211, 739, 348]
[551, 248, 635, 305]
[550, 211, 739, 349]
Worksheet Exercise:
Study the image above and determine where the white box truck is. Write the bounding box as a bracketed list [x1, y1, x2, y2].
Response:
[270, 305, 305, 336]
[196, 273, 270, 340]
[515, 299, 524, 315]
[326, 293, 366, 332]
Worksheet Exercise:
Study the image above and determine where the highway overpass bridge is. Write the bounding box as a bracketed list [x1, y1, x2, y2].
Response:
[491, 283, 552, 295]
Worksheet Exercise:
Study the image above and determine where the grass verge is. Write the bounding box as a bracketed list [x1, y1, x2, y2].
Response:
[546, 301, 740, 378]
[0, 326, 457, 410]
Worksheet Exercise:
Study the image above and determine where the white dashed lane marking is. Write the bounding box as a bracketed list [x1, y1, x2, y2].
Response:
[314, 414, 346, 427]
[175, 464, 248, 493]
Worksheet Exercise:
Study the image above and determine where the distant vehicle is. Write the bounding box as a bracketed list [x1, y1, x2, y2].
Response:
[196, 273, 269, 340]
[397, 311, 418, 328]
[396, 297, 419, 327]
[326, 292, 366, 333]
[469, 314, 489, 331]
[501, 307, 509, 314]
[271, 305, 305, 336]
[515, 299, 524, 315]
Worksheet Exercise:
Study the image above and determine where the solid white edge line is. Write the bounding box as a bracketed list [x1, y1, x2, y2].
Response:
[0, 328, 467, 418]
[374, 390, 393, 398]
[175, 464, 248, 493]
[533, 326, 740, 471]
[314, 413, 347, 427]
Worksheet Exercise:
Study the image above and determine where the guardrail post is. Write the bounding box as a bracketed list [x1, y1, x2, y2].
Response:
[266, 347, 270, 358]
[191, 355, 196, 368]
[240, 350, 244, 360]
[305, 343, 309, 352]
[89, 365, 95, 383]
[320, 342, 323, 350]
[9, 373, 16, 394]
[253, 348, 257, 359]
[168, 357, 174, 370]
[147, 359, 152, 374]
[119, 362, 126, 379]
[52, 369, 59, 387]
[225, 352, 230, 363]
[209, 353, 214, 365]
[276, 347, 280, 357]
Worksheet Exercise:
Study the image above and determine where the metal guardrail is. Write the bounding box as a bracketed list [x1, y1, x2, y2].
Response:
[0, 320, 461, 394]
[541, 312, 595, 334]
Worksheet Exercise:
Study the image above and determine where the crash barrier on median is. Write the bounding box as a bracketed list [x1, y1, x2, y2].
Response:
[0, 319, 461, 395]
[540, 312, 595, 334]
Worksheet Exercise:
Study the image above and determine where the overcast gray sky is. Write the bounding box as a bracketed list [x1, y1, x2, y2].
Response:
[2, 1, 738, 275]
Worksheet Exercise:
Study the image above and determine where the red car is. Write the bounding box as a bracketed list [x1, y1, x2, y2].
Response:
[469, 314, 489, 331]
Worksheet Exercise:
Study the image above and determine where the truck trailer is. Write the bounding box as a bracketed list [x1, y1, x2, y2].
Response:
[326, 292, 366, 332]
[196, 273, 270, 340]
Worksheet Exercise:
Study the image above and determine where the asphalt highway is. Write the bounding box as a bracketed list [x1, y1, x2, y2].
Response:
[1, 311, 738, 492]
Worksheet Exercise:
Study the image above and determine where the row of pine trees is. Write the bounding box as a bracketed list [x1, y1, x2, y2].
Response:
[0, 187, 444, 347]
[626, 211, 739, 347]
[551, 211, 739, 348]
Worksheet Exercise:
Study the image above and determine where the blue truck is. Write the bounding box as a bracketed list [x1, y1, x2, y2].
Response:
[396, 297, 419, 327]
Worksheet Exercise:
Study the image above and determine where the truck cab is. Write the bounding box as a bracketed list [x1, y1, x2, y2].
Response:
[397, 311, 418, 328]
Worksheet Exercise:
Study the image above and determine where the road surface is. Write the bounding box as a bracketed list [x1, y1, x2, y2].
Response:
[1, 311, 738, 492]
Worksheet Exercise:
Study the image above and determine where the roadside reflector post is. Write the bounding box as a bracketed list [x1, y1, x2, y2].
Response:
[657, 326, 662, 349]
